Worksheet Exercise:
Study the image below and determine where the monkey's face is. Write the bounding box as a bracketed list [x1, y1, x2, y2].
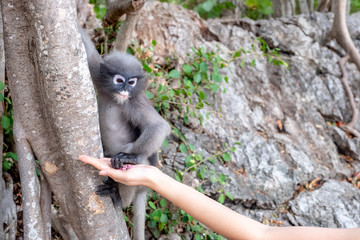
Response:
[99, 61, 147, 104]
[112, 74, 137, 103]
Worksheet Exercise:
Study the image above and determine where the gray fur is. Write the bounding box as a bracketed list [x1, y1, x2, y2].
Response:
[79, 26, 171, 240]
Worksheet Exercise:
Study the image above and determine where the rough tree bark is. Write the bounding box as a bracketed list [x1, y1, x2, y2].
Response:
[103, 0, 146, 52]
[298, 0, 314, 14]
[0, 6, 5, 240]
[1, 0, 129, 239]
[272, 0, 296, 17]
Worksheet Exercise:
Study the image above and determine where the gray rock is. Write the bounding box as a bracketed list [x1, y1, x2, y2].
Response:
[289, 180, 360, 228]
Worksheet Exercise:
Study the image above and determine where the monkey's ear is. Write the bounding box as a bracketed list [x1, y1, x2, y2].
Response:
[100, 62, 116, 78]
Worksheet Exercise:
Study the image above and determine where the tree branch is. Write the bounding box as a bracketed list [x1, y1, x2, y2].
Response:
[104, 0, 146, 52]
[13, 119, 47, 239]
[103, 0, 145, 27]
[114, 11, 141, 52]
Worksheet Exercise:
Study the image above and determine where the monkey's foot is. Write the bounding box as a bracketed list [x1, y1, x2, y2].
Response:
[111, 152, 139, 169]
[96, 177, 122, 207]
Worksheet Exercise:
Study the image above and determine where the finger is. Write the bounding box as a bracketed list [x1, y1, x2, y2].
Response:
[78, 155, 112, 170]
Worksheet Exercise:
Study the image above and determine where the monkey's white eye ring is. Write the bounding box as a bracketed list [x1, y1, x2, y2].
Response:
[128, 78, 137, 87]
[113, 74, 125, 84]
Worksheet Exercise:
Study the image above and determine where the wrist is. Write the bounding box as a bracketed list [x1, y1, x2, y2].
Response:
[145, 167, 164, 191]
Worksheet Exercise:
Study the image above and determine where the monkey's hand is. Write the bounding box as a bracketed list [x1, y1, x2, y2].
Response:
[96, 177, 122, 207]
[111, 152, 139, 169]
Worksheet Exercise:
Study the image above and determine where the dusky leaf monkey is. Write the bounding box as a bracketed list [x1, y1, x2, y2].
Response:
[79, 26, 171, 240]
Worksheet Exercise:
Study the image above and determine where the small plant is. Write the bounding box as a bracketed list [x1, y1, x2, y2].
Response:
[125, 34, 289, 239]
[89, 0, 107, 20]
[1, 81, 17, 172]
[160, 0, 235, 19]
[243, 0, 273, 20]
[193, 0, 235, 19]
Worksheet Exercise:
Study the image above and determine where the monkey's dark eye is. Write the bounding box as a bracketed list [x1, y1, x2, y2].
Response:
[113, 74, 125, 84]
[128, 78, 137, 87]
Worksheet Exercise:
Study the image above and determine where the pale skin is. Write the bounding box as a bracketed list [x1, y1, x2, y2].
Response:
[79, 155, 360, 240]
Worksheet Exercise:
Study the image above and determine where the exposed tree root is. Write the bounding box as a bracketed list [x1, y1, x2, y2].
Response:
[338, 55, 360, 138]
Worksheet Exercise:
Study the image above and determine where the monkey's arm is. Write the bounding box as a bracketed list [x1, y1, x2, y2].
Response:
[111, 95, 170, 168]
[127, 100, 170, 157]
[78, 26, 103, 82]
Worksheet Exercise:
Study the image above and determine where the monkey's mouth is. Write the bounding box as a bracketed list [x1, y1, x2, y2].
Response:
[117, 91, 129, 100]
[113, 91, 129, 104]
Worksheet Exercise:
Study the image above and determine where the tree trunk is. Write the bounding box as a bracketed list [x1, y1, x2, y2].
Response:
[272, 0, 296, 17]
[0, 5, 5, 240]
[1, 0, 129, 239]
[298, 0, 314, 14]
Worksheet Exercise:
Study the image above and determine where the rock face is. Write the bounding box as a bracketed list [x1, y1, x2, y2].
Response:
[135, 2, 360, 228]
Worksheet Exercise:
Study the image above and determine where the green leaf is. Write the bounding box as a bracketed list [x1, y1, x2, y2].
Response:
[198, 91, 206, 100]
[5, 152, 18, 161]
[145, 91, 154, 99]
[160, 198, 166, 208]
[153, 229, 160, 238]
[188, 143, 195, 152]
[195, 102, 204, 109]
[222, 152, 231, 162]
[195, 233, 202, 240]
[199, 62, 208, 73]
[211, 83, 219, 92]
[148, 201, 156, 210]
[152, 39, 157, 46]
[2, 161, 12, 172]
[208, 157, 216, 164]
[251, 59, 256, 66]
[211, 72, 222, 82]
[218, 194, 225, 204]
[151, 209, 162, 222]
[168, 69, 180, 79]
[233, 51, 241, 58]
[179, 143, 188, 154]
[218, 174, 226, 185]
[199, 167, 206, 180]
[148, 220, 156, 228]
[0, 81, 5, 91]
[240, 60, 245, 68]
[193, 72, 201, 83]
[162, 139, 169, 148]
[160, 213, 168, 224]
[158, 222, 165, 231]
[0, 93, 4, 102]
[183, 64, 192, 74]
[226, 191, 234, 200]
[1, 115, 11, 130]
[142, 63, 152, 73]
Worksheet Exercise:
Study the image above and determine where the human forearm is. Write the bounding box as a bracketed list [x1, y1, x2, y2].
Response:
[145, 168, 266, 240]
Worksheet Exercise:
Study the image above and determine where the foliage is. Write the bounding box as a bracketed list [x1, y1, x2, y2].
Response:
[1, 81, 17, 172]
[89, 0, 107, 20]
[350, 0, 360, 13]
[160, 0, 235, 19]
[126, 37, 288, 238]
[193, 0, 235, 19]
[244, 0, 273, 20]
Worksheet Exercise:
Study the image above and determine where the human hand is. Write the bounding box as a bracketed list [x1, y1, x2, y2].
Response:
[78, 155, 158, 187]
